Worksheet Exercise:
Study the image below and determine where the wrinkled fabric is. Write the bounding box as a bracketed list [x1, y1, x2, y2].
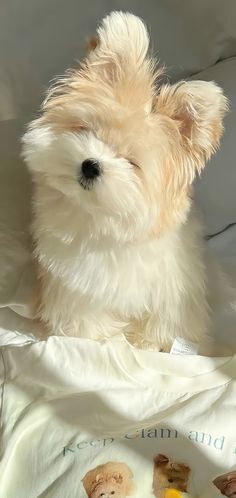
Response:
[0, 335, 236, 497]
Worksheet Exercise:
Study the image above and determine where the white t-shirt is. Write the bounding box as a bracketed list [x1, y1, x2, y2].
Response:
[0, 335, 235, 497]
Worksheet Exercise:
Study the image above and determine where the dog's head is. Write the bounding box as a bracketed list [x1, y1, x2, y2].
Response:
[22, 11, 228, 242]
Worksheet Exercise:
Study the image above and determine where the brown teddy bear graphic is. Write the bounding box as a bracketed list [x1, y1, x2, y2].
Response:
[152, 454, 191, 498]
[82, 461, 136, 498]
[213, 471, 236, 497]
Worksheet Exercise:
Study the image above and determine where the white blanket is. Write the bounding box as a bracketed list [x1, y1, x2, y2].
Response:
[0, 334, 236, 497]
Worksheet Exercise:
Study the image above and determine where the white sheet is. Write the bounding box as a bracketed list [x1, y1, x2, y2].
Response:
[0, 334, 236, 497]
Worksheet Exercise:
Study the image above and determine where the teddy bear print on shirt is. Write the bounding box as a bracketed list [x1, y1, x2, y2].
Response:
[82, 461, 136, 498]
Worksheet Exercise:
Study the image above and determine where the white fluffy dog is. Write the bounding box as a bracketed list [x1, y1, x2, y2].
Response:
[22, 11, 228, 351]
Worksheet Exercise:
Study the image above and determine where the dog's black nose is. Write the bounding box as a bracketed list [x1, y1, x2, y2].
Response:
[81, 158, 101, 180]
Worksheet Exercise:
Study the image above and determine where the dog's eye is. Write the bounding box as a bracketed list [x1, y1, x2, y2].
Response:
[168, 478, 174, 483]
[111, 493, 115, 495]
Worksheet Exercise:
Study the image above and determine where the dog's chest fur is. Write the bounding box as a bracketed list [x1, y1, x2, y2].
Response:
[38, 215, 205, 320]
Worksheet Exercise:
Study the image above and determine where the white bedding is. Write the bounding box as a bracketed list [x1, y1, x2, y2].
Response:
[0, 226, 236, 498]
[0, 335, 236, 498]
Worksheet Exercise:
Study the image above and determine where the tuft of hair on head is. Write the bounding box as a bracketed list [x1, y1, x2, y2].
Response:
[39, 11, 163, 120]
[93, 11, 150, 67]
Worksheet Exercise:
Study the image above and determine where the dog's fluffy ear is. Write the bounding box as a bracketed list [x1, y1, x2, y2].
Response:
[156, 80, 228, 174]
[88, 11, 150, 72]
[85, 11, 157, 111]
[31, 12, 156, 121]
[155, 81, 228, 231]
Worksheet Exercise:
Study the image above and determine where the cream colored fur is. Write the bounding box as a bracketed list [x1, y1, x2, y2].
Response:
[22, 12, 229, 351]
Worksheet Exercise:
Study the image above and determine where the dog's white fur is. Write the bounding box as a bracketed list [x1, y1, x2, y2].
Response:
[22, 12, 228, 351]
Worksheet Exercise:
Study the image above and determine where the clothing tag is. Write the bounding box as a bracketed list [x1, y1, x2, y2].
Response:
[170, 337, 199, 355]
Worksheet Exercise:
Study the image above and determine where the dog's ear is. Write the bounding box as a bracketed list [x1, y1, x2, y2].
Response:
[156, 80, 228, 175]
[87, 11, 150, 75]
[154, 80, 228, 232]
[33, 12, 157, 121]
[86, 11, 157, 111]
